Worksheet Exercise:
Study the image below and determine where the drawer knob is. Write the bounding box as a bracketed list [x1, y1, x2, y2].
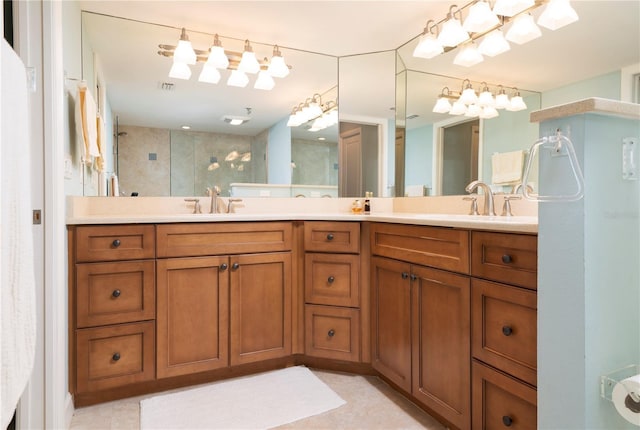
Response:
[326, 233, 334, 241]
[502, 325, 513, 336]
[401, 272, 409, 279]
[410, 274, 417, 281]
[111, 289, 121, 298]
[502, 254, 513, 264]
[502, 415, 513, 427]
[232, 262, 240, 270]
[112, 352, 121, 361]
[112, 239, 121, 248]
[328, 329, 335, 337]
[327, 276, 335, 284]
[220, 263, 228, 271]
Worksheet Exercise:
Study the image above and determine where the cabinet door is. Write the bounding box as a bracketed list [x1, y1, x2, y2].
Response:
[156, 256, 229, 378]
[412, 265, 471, 430]
[230, 252, 292, 365]
[371, 256, 412, 392]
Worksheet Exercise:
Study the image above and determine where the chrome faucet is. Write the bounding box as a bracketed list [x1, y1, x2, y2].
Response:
[465, 180, 496, 216]
[511, 182, 534, 195]
[207, 186, 221, 214]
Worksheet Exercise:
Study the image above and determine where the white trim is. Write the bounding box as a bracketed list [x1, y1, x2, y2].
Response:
[64, 393, 75, 429]
[339, 113, 390, 197]
[42, 1, 69, 429]
[620, 62, 640, 103]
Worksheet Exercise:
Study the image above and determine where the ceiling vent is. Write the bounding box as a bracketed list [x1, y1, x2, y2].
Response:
[222, 116, 250, 126]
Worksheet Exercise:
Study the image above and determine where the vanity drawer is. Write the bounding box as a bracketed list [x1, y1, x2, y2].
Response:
[305, 253, 360, 307]
[305, 305, 360, 362]
[75, 321, 155, 394]
[370, 223, 469, 274]
[472, 278, 537, 386]
[157, 222, 292, 257]
[304, 221, 360, 254]
[471, 231, 537, 290]
[76, 260, 155, 328]
[472, 361, 537, 430]
[75, 224, 155, 263]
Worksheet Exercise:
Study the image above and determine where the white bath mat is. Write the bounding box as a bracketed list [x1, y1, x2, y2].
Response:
[140, 366, 346, 429]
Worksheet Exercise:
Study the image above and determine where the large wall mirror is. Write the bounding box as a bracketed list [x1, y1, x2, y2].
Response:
[80, 11, 340, 197]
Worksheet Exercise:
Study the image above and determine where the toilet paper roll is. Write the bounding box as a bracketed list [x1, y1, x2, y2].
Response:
[613, 374, 640, 426]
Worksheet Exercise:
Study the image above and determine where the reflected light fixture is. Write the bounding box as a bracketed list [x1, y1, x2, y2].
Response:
[478, 29, 510, 57]
[537, 0, 579, 30]
[462, 0, 499, 33]
[432, 80, 527, 119]
[173, 28, 197, 65]
[198, 64, 221, 84]
[493, 0, 535, 17]
[453, 42, 484, 67]
[506, 13, 542, 44]
[169, 62, 191, 80]
[268, 45, 290, 78]
[438, 5, 470, 47]
[207, 34, 230, 69]
[227, 70, 249, 88]
[254, 69, 275, 90]
[413, 20, 444, 59]
[238, 40, 261, 74]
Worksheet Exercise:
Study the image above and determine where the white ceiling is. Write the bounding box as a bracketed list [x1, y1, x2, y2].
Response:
[79, 1, 640, 135]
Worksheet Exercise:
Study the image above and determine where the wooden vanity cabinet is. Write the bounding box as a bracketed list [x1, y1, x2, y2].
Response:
[371, 223, 471, 430]
[303, 222, 364, 363]
[155, 222, 292, 375]
[470, 231, 538, 429]
[69, 224, 156, 396]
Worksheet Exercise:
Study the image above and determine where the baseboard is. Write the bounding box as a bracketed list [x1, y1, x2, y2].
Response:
[64, 393, 74, 429]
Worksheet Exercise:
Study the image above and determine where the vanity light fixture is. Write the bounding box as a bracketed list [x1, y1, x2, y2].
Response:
[413, 20, 444, 59]
[432, 80, 527, 118]
[537, 0, 579, 30]
[238, 40, 261, 74]
[412, 0, 578, 66]
[287, 95, 338, 131]
[159, 31, 292, 89]
[453, 42, 484, 67]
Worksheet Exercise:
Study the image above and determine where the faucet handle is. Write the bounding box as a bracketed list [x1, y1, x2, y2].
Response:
[501, 194, 522, 217]
[463, 195, 479, 216]
[184, 198, 201, 214]
[227, 198, 243, 214]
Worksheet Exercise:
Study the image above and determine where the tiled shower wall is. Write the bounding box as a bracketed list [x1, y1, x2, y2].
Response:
[117, 125, 337, 196]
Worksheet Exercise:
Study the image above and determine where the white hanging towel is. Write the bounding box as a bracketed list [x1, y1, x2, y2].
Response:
[95, 114, 106, 172]
[491, 150, 525, 185]
[1, 39, 37, 430]
[75, 82, 100, 163]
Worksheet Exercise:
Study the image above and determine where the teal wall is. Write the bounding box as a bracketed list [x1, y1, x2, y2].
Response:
[267, 117, 292, 184]
[405, 123, 433, 191]
[542, 71, 622, 108]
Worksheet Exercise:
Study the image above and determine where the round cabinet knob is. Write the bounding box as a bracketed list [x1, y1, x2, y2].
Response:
[502, 325, 513, 336]
[327, 276, 335, 284]
[401, 272, 409, 279]
[502, 254, 513, 264]
[112, 289, 121, 298]
[410, 274, 417, 281]
[502, 415, 513, 427]
[326, 233, 334, 241]
[232, 262, 240, 270]
[328, 329, 335, 337]
[112, 352, 121, 361]
[112, 239, 121, 248]
[220, 263, 228, 271]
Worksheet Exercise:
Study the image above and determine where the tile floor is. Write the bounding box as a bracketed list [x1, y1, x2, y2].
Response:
[70, 369, 446, 429]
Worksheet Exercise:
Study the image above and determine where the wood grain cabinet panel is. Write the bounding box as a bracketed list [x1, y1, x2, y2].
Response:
[370, 223, 469, 273]
[230, 252, 292, 365]
[305, 305, 360, 362]
[304, 221, 360, 254]
[371, 256, 412, 393]
[412, 265, 471, 430]
[75, 224, 155, 263]
[305, 253, 360, 307]
[472, 278, 537, 386]
[156, 222, 292, 258]
[156, 256, 229, 378]
[76, 260, 155, 328]
[472, 361, 537, 430]
[75, 321, 155, 393]
[471, 231, 537, 290]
